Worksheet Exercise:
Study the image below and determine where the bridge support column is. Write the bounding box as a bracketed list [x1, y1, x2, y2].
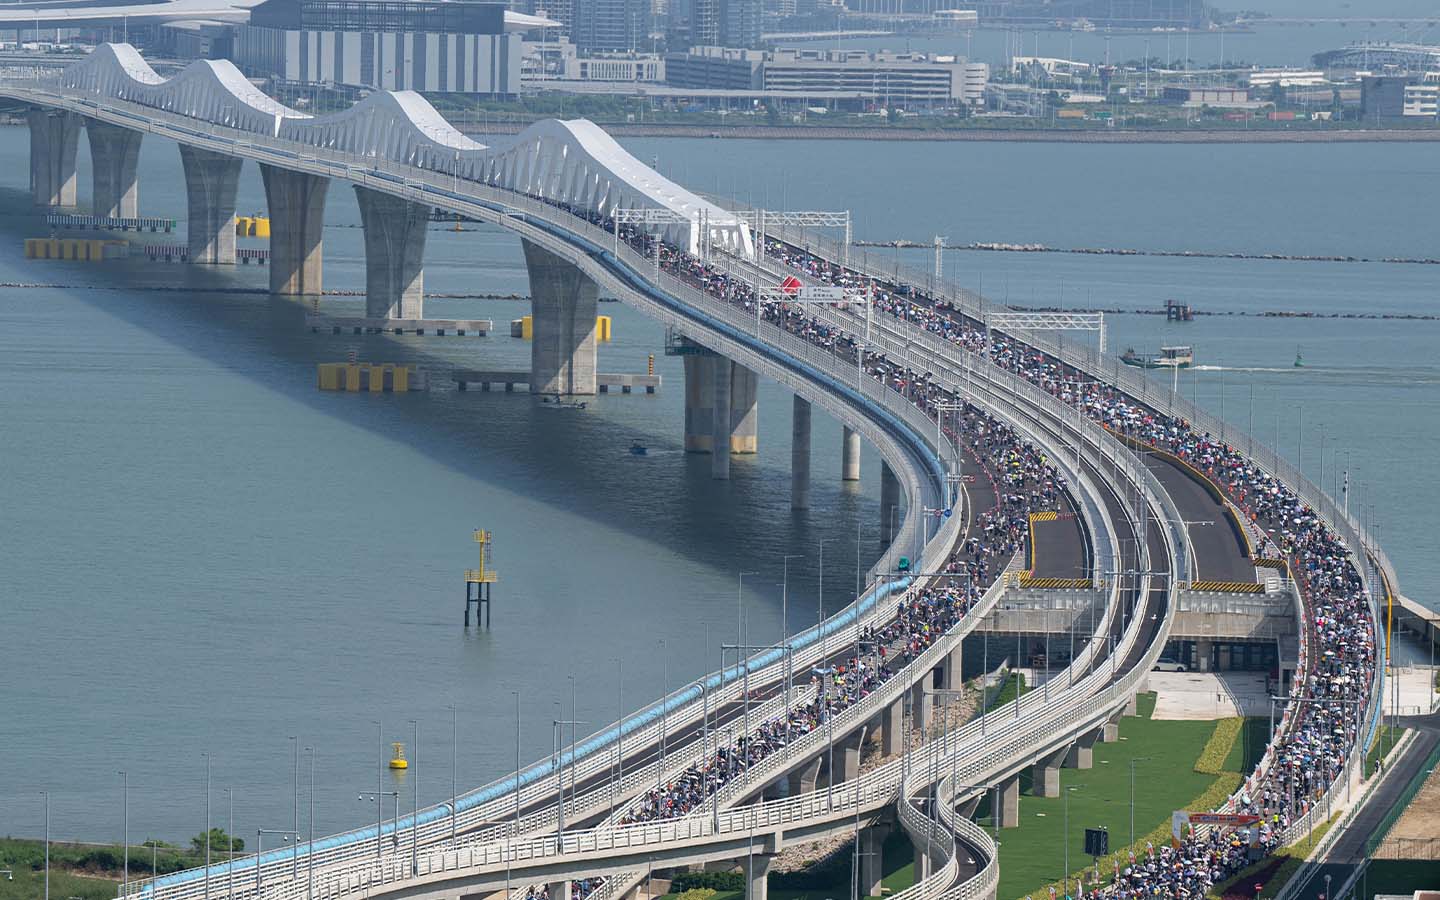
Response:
[842, 426, 861, 481]
[729, 364, 758, 454]
[955, 795, 981, 820]
[880, 697, 904, 757]
[1102, 711, 1122, 743]
[837, 728, 867, 784]
[28, 108, 80, 208]
[261, 164, 328, 296]
[744, 854, 772, 900]
[1031, 746, 1068, 798]
[1065, 728, 1099, 770]
[997, 775, 1020, 828]
[546, 881, 572, 900]
[910, 681, 933, 733]
[523, 238, 598, 395]
[684, 354, 716, 452]
[86, 119, 141, 219]
[179, 144, 242, 265]
[712, 357, 733, 479]
[791, 395, 811, 510]
[787, 756, 822, 796]
[912, 844, 930, 881]
[1124, 693, 1139, 717]
[355, 186, 427, 319]
[941, 644, 964, 691]
[860, 824, 888, 897]
[880, 461, 900, 546]
[1195, 639, 1213, 672]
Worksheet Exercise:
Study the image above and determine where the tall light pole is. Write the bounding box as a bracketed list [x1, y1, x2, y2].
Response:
[552, 717, 585, 842]
[449, 705, 458, 846]
[224, 788, 234, 900]
[1064, 785, 1084, 899]
[408, 720, 419, 876]
[290, 736, 300, 878]
[1128, 758, 1151, 847]
[203, 751, 212, 900]
[41, 790, 49, 900]
[374, 721, 384, 860]
[305, 747, 315, 900]
[120, 770, 128, 898]
[512, 691, 521, 830]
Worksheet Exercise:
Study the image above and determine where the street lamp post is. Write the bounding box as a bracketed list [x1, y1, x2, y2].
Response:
[255, 830, 299, 897]
[408, 720, 419, 876]
[41, 790, 49, 900]
[1129, 758, 1151, 847]
[1064, 785, 1085, 899]
[290, 737, 300, 878]
[120, 770, 128, 898]
[306, 747, 315, 900]
[552, 717, 586, 843]
[224, 788, 234, 900]
[203, 751, 212, 900]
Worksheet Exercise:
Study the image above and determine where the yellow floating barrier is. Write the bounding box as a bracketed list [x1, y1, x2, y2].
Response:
[317, 362, 422, 393]
[596, 315, 611, 341]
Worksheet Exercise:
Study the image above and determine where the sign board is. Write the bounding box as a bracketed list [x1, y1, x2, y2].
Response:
[1084, 827, 1109, 857]
[779, 275, 803, 295]
[799, 286, 846, 301]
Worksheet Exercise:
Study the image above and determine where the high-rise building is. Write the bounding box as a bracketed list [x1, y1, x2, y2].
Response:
[719, 0, 761, 48]
[573, 0, 646, 51]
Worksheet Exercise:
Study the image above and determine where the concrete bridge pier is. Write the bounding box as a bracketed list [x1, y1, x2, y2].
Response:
[880, 697, 904, 757]
[712, 357, 733, 479]
[179, 144, 242, 264]
[86, 119, 141, 219]
[880, 461, 900, 546]
[744, 854, 772, 900]
[941, 645, 964, 691]
[787, 756, 822, 796]
[729, 364, 758, 454]
[910, 680, 933, 733]
[837, 728, 867, 783]
[1032, 746, 1069, 798]
[791, 396, 811, 509]
[546, 881, 572, 900]
[912, 844, 931, 881]
[860, 823, 889, 896]
[1065, 728, 1100, 770]
[355, 186, 428, 319]
[997, 775, 1020, 828]
[28, 108, 80, 208]
[261, 163, 328, 295]
[684, 354, 716, 452]
[524, 237, 599, 395]
[842, 426, 861, 481]
[1102, 710, 1122, 743]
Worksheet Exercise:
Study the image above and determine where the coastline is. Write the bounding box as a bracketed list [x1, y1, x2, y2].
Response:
[458, 123, 1440, 143]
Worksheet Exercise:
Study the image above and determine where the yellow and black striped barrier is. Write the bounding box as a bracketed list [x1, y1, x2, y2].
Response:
[1018, 576, 1093, 589]
[1252, 557, 1289, 570]
[1029, 510, 1059, 523]
[1189, 580, 1265, 594]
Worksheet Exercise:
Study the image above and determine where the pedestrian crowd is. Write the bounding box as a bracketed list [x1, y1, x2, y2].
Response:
[524, 200, 1373, 900]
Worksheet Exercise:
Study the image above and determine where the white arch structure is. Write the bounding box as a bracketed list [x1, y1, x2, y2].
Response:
[47, 43, 754, 257]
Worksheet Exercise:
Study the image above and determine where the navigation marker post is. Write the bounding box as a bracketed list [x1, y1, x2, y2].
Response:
[464, 529, 497, 627]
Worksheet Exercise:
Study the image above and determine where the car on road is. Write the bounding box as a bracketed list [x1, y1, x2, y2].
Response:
[1153, 657, 1188, 672]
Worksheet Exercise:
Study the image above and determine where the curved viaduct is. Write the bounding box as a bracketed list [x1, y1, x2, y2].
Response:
[0, 45, 1393, 900]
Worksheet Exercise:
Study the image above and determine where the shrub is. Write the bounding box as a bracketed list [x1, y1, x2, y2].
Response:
[671, 872, 744, 893]
[677, 889, 718, 900]
[1195, 719, 1243, 776]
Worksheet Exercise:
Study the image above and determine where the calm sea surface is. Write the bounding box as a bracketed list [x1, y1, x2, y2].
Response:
[1, 125, 1435, 844]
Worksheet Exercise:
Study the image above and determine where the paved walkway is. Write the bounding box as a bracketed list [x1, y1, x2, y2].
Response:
[1148, 672, 1269, 720]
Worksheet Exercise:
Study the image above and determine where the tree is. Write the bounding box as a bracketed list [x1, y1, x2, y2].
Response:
[192, 828, 243, 855]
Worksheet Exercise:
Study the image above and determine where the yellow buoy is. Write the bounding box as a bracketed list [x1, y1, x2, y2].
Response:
[388, 741, 408, 769]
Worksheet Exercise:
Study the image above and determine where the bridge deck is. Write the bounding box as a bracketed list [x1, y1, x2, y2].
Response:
[1142, 452, 1256, 584]
[1028, 493, 1088, 581]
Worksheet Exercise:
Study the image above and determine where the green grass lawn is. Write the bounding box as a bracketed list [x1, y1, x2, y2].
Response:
[979, 694, 1255, 900]
[0, 864, 116, 900]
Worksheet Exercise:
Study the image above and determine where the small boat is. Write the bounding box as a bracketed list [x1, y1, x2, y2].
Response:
[1120, 345, 1193, 370]
[1294, 347, 1305, 368]
[542, 395, 587, 410]
[629, 440, 648, 456]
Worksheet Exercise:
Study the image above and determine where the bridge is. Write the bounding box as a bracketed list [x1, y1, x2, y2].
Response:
[0, 45, 1401, 900]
